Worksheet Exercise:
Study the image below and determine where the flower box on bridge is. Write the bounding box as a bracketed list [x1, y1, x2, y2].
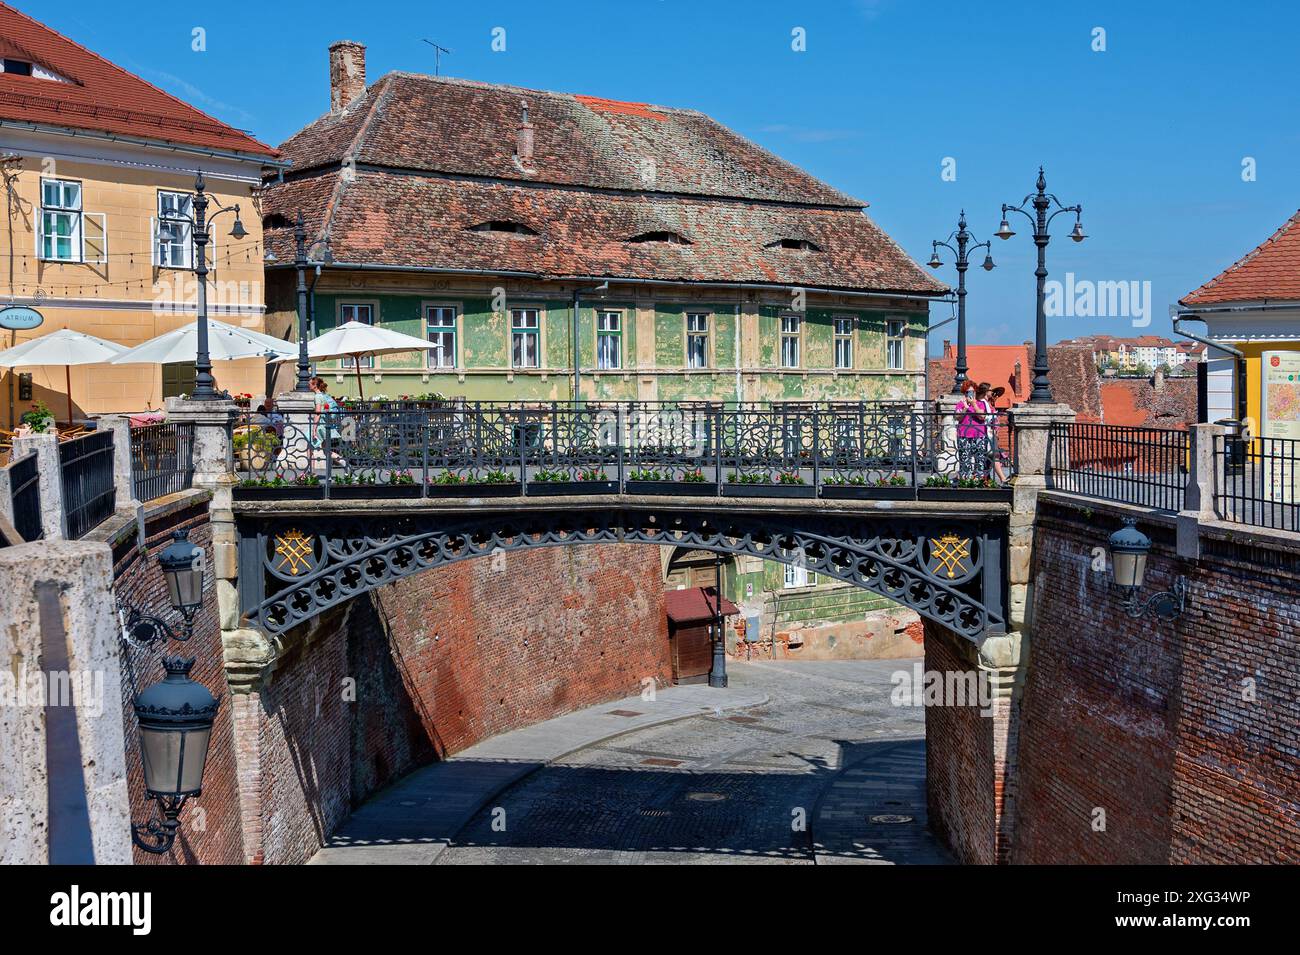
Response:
[425, 481, 522, 498]
[234, 484, 325, 501]
[526, 480, 620, 496]
[722, 483, 817, 499]
[623, 480, 717, 497]
[820, 485, 917, 501]
[326, 484, 423, 500]
[917, 486, 1014, 503]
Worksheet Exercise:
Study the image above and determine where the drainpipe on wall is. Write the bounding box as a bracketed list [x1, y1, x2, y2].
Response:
[734, 303, 742, 405]
[1173, 313, 1247, 425]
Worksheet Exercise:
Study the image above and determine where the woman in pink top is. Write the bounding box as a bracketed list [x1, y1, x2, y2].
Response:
[956, 382, 1003, 482]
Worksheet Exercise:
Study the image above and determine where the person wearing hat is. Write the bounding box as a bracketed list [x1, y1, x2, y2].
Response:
[956, 381, 1008, 483]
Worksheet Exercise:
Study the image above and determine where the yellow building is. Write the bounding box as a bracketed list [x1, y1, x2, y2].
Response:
[0, 1, 281, 428]
[1179, 209, 1300, 439]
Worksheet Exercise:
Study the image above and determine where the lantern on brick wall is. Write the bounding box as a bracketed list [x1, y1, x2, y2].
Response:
[131, 656, 220, 854]
[159, 530, 205, 630]
[1106, 518, 1186, 621]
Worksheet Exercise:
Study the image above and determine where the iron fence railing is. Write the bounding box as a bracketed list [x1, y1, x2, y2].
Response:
[6, 451, 42, 543]
[130, 422, 195, 502]
[1046, 422, 1189, 512]
[1216, 433, 1300, 531]
[230, 400, 1014, 499]
[59, 429, 116, 539]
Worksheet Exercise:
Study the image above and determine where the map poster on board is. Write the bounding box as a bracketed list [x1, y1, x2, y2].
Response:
[1259, 350, 1300, 503]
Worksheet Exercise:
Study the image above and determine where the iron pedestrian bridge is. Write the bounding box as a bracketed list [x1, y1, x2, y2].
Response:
[230, 401, 1014, 641]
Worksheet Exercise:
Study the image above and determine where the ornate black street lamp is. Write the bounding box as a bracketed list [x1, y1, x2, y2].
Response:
[186, 172, 247, 402]
[118, 529, 221, 854]
[1106, 519, 1186, 621]
[928, 210, 995, 394]
[131, 656, 220, 854]
[292, 213, 333, 393]
[122, 531, 205, 644]
[995, 167, 1086, 404]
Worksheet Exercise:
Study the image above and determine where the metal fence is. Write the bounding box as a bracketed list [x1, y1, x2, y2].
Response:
[1047, 422, 1189, 512]
[6, 451, 42, 543]
[130, 422, 195, 502]
[59, 430, 116, 539]
[1216, 434, 1300, 531]
[231, 400, 1014, 498]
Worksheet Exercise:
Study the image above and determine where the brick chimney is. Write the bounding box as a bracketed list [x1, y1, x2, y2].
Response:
[942, 340, 953, 358]
[515, 100, 535, 165]
[329, 41, 367, 112]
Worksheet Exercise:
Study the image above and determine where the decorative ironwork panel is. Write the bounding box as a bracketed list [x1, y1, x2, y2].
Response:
[238, 505, 1006, 642]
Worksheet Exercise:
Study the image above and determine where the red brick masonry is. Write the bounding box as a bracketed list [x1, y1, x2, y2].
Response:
[1014, 497, 1300, 863]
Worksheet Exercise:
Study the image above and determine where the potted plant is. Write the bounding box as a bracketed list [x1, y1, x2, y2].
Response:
[233, 473, 324, 500]
[20, 400, 54, 434]
[722, 470, 817, 498]
[526, 466, 618, 496]
[233, 427, 279, 472]
[820, 471, 915, 500]
[425, 468, 522, 497]
[624, 466, 716, 496]
[917, 473, 1013, 502]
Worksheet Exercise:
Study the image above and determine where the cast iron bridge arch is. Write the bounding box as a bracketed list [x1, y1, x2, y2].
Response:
[236, 502, 1008, 642]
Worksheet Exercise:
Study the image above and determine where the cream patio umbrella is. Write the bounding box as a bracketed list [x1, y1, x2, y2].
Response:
[273, 320, 437, 399]
[109, 318, 296, 366]
[0, 327, 128, 425]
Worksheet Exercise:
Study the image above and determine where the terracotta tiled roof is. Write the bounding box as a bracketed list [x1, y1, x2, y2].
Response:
[0, 1, 277, 159]
[279, 72, 860, 206]
[1183, 210, 1300, 305]
[265, 72, 943, 294]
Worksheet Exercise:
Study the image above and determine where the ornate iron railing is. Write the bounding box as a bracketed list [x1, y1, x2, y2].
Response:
[1046, 422, 1188, 512]
[1215, 433, 1299, 531]
[59, 429, 116, 539]
[130, 422, 195, 502]
[231, 401, 1013, 500]
[6, 451, 42, 543]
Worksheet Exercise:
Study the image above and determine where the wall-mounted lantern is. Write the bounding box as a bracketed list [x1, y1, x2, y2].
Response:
[119, 528, 220, 854]
[1107, 518, 1187, 621]
[131, 656, 220, 854]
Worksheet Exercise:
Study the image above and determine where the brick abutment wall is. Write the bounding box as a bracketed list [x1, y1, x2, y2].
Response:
[922, 620, 1018, 865]
[112, 495, 246, 865]
[234, 542, 672, 865]
[1013, 495, 1300, 864]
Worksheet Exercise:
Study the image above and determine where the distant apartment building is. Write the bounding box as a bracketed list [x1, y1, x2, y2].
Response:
[1057, 333, 1202, 371]
[0, 1, 281, 426]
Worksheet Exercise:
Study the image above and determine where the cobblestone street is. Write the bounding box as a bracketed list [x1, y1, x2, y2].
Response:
[437, 660, 951, 865]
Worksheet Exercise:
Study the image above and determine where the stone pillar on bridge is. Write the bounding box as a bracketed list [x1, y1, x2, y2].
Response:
[1177, 422, 1225, 560]
[12, 431, 64, 541]
[1005, 402, 1075, 640]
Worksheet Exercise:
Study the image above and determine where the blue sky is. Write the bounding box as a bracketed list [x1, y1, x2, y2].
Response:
[26, 0, 1300, 350]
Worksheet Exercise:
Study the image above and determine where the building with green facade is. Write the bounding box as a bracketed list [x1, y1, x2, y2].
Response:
[261, 45, 947, 655]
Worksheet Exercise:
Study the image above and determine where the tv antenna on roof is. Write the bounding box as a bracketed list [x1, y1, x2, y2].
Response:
[421, 39, 452, 76]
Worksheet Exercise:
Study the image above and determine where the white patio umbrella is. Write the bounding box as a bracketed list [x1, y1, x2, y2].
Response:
[274, 320, 437, 399]
[0, 327, 127, 424]
[109, 318, 296, 365]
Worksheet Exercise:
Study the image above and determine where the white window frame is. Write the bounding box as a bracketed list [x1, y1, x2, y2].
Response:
[596, 309, 622, 370]
[340, 302, 376, 369]
[780, 313, 801, 369]
[38, 178, 83, 263]
[511, 308, 541, 369]
[686, 312, 710, 369]
[833, 315, 854, 370]
[425, 304, 458, 370]
[886, 319, 906, 370]
[154, 190, 195, 270]
[783, 564, 814, 589]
